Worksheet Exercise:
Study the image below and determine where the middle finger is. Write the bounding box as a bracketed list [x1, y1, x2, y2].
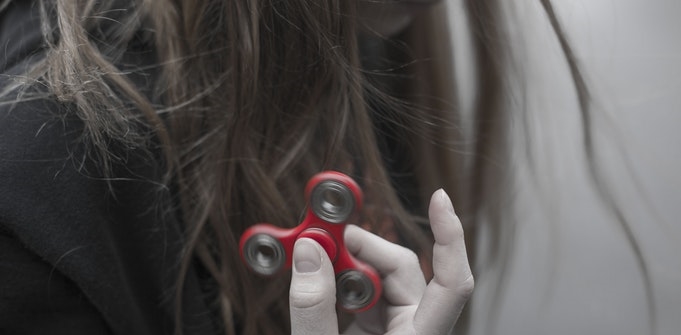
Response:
[344, 224, 427, 307]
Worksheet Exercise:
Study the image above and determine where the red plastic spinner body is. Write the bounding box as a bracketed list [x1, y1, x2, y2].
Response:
[239, 171, 382, 312]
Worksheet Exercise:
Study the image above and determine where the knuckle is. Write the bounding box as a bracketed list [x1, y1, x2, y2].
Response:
[289, 289, 335, 310]
[443, 220, 465, 246]
[457, 274, 475, 300]
[401, 248, 420, 268]
[384, 247, 421, 275]
[289, 281, 336, 310]
[451, 220, 465, 240]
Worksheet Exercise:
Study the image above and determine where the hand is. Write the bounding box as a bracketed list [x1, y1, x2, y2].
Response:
[289, 189, 474, 335]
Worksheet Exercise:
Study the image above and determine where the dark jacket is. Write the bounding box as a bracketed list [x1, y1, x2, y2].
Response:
[0, 1, 218, 334]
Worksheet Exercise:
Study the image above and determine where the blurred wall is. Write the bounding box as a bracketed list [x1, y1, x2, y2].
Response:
[446, 1, 681, 334]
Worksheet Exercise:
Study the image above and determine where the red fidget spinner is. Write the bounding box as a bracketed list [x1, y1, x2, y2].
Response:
[239, 171, 382, 312]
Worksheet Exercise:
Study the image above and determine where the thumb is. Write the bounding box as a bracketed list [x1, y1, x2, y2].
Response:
[289, 238, 339, 335]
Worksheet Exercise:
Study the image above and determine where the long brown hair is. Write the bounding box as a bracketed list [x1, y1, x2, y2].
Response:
[2, 0, 654, 334]
[18, 0, 442, 333]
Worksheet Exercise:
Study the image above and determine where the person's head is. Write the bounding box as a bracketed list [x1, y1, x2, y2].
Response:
[5, 0, 612, 334]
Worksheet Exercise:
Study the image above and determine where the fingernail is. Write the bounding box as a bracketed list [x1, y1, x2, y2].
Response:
[439, 188, 456, 216]
[294, 238, 322, 273]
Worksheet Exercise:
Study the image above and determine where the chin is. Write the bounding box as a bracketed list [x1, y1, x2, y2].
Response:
[358, 0, 441, 36]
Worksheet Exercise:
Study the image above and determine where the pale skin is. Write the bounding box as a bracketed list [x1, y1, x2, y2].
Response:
[289, 189, 474, 334]
[357, 0, 443, 36]
[291, 2, 468, 333]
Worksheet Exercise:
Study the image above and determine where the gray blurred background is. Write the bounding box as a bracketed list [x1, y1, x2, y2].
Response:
[445, 1, 681, 334]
